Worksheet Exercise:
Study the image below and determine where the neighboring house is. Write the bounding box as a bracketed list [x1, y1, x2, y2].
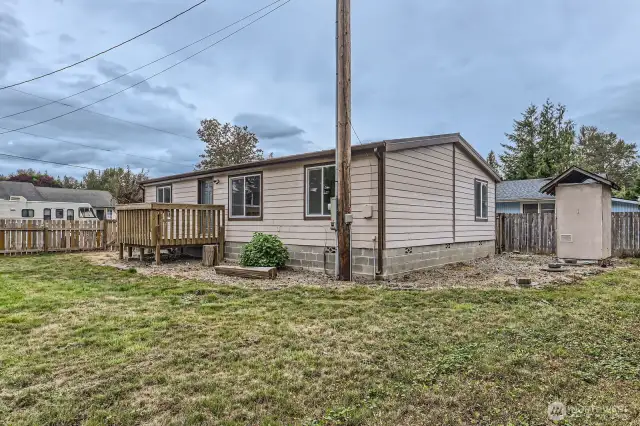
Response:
[0, 182, 116, 220]
[140, 133, 500, 278]
[496, 178, 640, 214]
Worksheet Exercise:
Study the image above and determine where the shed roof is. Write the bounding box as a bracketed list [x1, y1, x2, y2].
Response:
[36, 187, 115, 207]
[496, 178, 555, 201]
[0, 181, 46, 201]
[540, 166, 620, 195]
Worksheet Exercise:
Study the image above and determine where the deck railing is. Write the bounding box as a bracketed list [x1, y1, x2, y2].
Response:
[116, 203, 225, 263]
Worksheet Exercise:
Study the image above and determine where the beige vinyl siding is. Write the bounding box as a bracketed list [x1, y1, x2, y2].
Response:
[454, 144, 495, 242]
[384, 144, 454, 249]
[205, 152, 378, 249]
[144, 180, 198, 204]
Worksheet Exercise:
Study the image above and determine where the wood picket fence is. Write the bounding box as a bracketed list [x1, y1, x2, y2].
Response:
[496, 212, 640, 257]
[0, 219, 117, 255]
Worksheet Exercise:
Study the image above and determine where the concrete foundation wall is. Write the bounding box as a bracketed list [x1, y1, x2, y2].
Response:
[224, 239, 493, 279]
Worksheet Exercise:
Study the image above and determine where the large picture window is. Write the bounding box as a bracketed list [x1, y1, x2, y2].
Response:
[306, 164, 336, 217]
[229, 173, 261, 219]
[156, 186, 171, 203]
[474, 179, 488, 221]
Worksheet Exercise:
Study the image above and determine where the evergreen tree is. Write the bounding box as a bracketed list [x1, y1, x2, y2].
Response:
[536, 100, 576, 177]
[486, 150, 501, 177]
[500, 105, 538, 180]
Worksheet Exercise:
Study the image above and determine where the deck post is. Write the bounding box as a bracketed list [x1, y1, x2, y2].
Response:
[118, 243, 124, 260]
[153, 212, 161, 265]
[139, 247, 145, 261]
[127, 246, 133, 259]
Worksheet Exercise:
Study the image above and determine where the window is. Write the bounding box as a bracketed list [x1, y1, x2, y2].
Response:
[43, 208, 51, 221]
[55, 208, 64, 219]
[79, 207, 96, 218]
[229, 174, 261, 219]
[474, 179, 488, 220]
[157, 186, 171, 203]
[541, 203, 555, 214]
[95, 209, 104, 220]
[21, 209, 34, 218]
[306, 164, 335, 217]
[67, 209, 74, 220]
[522, 203, 539, 214]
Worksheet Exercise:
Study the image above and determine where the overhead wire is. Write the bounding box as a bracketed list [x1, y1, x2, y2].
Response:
[0, 0, 284, 122]
[0, 0, 208, 90]
[0, 152, 101, 171]
[0, 0, 293, 136]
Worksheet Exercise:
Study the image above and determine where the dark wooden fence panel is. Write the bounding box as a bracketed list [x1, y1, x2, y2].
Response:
[497, 212, 640, 257]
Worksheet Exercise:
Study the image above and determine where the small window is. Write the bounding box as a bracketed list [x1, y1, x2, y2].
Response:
[55, 208, 64, 219]
[229, 174, 261, 219]
[67, 209, 74, 220]
[79, 207, 96, 218]
[306, 165, 336, 217]
[157, 186, 171, 203]
[21, 209, 34, 218]
[522, 203, 539, 214]
[43, 208, 51, 221]
[541, 203, 555, 214]
[474, 180, 489, 220]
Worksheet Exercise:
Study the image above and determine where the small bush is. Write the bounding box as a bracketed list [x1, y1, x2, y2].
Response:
[240, 233, 289, 268]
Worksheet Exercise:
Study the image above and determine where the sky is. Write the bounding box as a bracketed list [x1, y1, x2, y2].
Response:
[1, 0, 640, 179]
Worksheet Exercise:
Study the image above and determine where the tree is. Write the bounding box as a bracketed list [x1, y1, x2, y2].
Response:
[81, 167, 148, 204]
[59, 175, 82, 189]
[486, 150, 501, 177]
[196, 118, 265, 169]
[3, 169, 62, 187]
[576, 125, 638, 193]
[500, 104, 538, 180]
[536, 100, 576, 177]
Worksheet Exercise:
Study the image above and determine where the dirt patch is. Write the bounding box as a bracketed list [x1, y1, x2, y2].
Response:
[79, 251, 622, 290]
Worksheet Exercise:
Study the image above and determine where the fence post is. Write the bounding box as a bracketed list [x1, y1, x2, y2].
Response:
[43, 222, 48, 253]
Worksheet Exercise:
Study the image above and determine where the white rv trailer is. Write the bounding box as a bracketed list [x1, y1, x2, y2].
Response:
[0, 196, 98, 220]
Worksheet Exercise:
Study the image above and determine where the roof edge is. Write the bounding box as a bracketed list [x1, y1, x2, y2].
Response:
[540, 166, 620, 195]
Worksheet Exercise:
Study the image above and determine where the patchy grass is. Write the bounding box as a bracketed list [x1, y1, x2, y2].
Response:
[1, 255, 639, 425]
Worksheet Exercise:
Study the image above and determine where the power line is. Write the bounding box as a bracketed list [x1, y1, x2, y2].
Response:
[350, 121, 363, 145]
[0, 0, 207, 91]
[0, 124, 190, 167]
[0, 0, 292, 136]
[7, 88, 200, 142]
[0, 152, 100, 171]
[0, 0, 284, 123]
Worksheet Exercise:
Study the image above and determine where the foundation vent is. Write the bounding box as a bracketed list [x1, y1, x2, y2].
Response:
[560, 234, 573, 243]
[405, 247, 413, 254]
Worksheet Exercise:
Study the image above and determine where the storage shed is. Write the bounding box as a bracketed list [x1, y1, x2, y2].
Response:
[540, 167, 619, 261]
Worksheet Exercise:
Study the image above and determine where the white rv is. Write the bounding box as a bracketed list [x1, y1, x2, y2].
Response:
[0, 196, 98, 220]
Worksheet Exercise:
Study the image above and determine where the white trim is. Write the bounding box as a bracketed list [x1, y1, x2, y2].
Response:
[475, 180, 488, 220]
[229, 173, 262, 218]
[520, 201, 556, 214]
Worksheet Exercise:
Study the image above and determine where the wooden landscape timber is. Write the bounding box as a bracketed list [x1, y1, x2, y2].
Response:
[214, 265, 277, 279]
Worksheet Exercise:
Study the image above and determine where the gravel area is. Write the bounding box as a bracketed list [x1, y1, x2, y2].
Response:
[79, 251, 622, 290]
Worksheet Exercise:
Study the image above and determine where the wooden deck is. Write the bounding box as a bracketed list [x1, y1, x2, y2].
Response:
[117, 203, 225, 264]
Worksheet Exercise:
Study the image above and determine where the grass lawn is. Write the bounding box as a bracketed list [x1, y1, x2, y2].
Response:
[1, 256, 639, 425]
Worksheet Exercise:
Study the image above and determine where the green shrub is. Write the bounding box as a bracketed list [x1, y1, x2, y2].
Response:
[240, 233, 290, 268]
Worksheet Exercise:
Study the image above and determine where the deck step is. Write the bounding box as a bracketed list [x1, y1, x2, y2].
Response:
[214, 265, 277, 279]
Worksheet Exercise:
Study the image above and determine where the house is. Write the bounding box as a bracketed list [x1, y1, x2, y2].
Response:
[496, 178, 640, 214]
[140, 133, 500, 278]
[0, 181, 116, 220]
[540, 166, 618, 260]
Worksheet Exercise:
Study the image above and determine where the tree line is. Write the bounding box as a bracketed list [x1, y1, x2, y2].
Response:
[486, 99, 639, 200]
[0, 167, 148, 204]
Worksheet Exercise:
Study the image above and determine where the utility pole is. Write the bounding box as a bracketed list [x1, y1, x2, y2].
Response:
[336, 0, 351, 280]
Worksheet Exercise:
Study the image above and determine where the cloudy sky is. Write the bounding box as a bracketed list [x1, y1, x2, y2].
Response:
[1, 0, 639, 179]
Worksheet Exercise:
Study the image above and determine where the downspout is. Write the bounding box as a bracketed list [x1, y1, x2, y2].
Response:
[374, 146, 385, 277]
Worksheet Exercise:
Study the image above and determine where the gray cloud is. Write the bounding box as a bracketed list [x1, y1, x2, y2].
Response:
[234, 113, 305, 140]
[58, 33, 75, 44]
[0, 11, 36, 79]
[95, 60, 196, 111]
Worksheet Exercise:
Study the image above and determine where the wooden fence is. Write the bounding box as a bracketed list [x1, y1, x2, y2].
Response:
[496, 212, 640, 257]
[0, 219, 117, 255]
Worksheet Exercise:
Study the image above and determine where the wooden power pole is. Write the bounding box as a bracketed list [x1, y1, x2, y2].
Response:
[336, 0, 351, 280]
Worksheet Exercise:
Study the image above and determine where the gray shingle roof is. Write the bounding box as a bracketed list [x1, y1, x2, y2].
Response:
[496, 178, 555, 201]
[0, 182, 46, 201]
[36, 187, 115, 208]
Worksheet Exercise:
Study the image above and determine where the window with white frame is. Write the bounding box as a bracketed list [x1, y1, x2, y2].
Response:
[229, 174, 261, 218]
[522, 203, 539, 214]
[474, 179, 488, 220]
[156, 186, 171, 203]
[306, 164, 335, 217]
